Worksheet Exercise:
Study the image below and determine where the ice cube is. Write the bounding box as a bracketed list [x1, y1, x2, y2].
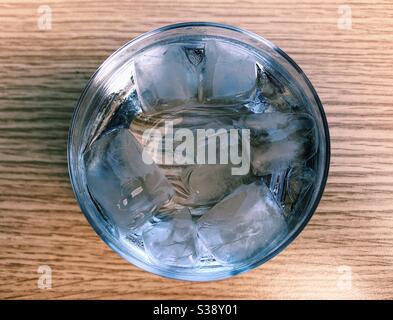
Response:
[257, 66, 285, 99]
[104, 90, 142, 130]
[84, 129, 174, 236]
[202, 41, 257, 103]
[236, 112, 318, 175]
[283, 166, 315, 216]
[142, 208, 200, 267]
[133, 44, 199, 111]
[197, 181, 287, 264]
[180, 164, 253, 206]
[257, 66, 303, 112]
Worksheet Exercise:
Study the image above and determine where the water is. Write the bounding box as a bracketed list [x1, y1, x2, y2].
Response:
[82, 39, 319, 269]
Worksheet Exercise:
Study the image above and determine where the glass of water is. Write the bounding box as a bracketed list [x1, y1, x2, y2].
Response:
[68, 22, 330, 281]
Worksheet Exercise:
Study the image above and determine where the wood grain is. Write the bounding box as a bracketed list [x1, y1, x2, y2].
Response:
[1, 0, 393, 299]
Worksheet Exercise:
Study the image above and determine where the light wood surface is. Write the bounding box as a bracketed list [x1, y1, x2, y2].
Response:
[1, 0, 393, 300]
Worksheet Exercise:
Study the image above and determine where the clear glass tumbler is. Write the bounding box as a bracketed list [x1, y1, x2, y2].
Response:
[68, 22, 330, 281]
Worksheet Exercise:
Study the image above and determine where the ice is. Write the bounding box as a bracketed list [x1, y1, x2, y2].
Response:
[104, 90, 142, 130]
[130, 105, 254, 159]
[130, 105, 243, 147]
[180, 164, 253, 206]
[197, 181, 287, 264]
[129, 105, 254, 206]
[87, 79, 138, 147]
[142, 208, 200, 267]
[202, 41, 257, 103]
[283, 166, 315, 216]
[257, 65, 303, 113]
[236, 112, 318, 175]
[133, 44, 200, 111]
[257, 65, 285, 99]
[83, 129, 174, 236]
[130, 106, 317, 207]
[133, 41, 257, 109]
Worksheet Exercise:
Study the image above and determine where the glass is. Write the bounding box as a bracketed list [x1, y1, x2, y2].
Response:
[68, 22, 330, 281]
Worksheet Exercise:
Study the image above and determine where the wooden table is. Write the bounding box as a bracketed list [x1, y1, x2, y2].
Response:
[1, 0, 393, 300]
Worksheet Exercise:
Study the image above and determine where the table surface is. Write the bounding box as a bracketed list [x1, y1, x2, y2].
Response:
[1, 0, 393, 300]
